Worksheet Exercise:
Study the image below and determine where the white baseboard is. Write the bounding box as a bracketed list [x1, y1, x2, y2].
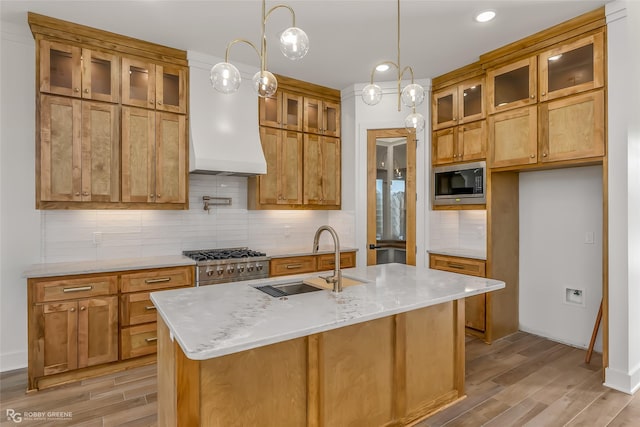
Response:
[605, 366, 640, 395]
[0, 350, 27, 373]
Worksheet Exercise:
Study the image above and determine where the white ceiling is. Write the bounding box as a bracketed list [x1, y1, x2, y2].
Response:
[1, 0, 611, 90]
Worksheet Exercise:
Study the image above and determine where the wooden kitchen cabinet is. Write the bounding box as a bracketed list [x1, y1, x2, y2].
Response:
[304, 97, 341, 137]
[259, 91, 303, 131]
[487, 57, 537, 115]
[121, 107, 187, 205]
[251, 127, 303, 206]
[303, 134, 341, 207]
[539, 90, 605, 163]
[28, 264, 194, 390]
[119, 266, 193, 360]
[28, 274, 119, 389]
[39, 39, 119, 103]
[488, 106, 538, 168]
[270, 251, 357, 277]
[121, 57, 187, 114]
[39, 95, 119, 204]
[30, 12, 189, 210]
[432, 121, 486, 165]
[429, 254, 486, 333]
[432, 76, 485, 131]
[539, 32, 605, 102]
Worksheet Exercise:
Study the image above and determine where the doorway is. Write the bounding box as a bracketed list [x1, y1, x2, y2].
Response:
[367, 128, 416, 266]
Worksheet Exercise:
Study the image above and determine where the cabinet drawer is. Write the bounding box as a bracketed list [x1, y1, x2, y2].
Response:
[270, 256, 316, 277]
[120, 266, 193, 293]
[429, 254, 486, 277]
[121, 323, 158, 359]
[317, 251, 356, 271]
[32, 275, 118, 303]
[120, 292, 157, 326]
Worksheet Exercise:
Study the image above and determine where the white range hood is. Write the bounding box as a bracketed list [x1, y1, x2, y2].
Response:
[187, 51, 267, 176]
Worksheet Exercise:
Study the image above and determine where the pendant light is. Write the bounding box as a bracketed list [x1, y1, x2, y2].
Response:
[210, 0, 309, 98]
[361, 0, 425, 133]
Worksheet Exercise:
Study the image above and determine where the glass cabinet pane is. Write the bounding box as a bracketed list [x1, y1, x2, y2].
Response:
[463, 84, 482, 118]
[128, 65, 151, 102]
[264, 97, 278, 123]
[285, 97, 299, 126]
[547, 44, 594, 93]
[325, 105, 337, 133]
[50, 49, 74, 90]
[162, 72, 180, 107]
[437, 94, 454, 124]
[90, 57, 112, 96]
[494, 65, 530, 107]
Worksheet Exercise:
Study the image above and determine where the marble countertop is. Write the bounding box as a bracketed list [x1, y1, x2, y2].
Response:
[267, 246, 358, 258]
[23, 255, 196, 278]
[428, 248, 487, 260]
[150, 263, 504, 361]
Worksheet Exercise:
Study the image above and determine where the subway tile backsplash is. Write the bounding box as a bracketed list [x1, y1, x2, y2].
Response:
[41, 174, 356, 263]
[429, 210, 486, 253]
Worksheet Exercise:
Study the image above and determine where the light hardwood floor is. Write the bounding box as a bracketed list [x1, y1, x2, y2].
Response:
[0, 332, 637, 426]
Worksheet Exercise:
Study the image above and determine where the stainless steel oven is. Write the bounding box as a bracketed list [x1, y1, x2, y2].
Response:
[432, 161, 486, 206]
[182, 248, 270, 286]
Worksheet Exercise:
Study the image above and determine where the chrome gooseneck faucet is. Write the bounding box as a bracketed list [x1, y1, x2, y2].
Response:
[312, 225, 342, 292]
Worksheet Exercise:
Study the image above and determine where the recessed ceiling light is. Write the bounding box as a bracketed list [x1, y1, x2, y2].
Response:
[475, 10, 496, 23]
[376, 64, 390, 72]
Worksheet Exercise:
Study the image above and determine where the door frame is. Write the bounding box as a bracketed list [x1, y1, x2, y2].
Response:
[367, 128, 416, 266]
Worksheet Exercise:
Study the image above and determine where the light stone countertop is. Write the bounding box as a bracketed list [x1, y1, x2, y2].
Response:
[23, 255, 196, 278]
[428, 248, 487, 260]
[150, 263, 504, 361]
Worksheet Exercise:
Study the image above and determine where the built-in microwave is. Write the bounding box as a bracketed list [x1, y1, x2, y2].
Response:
[432, 161, 486, 206]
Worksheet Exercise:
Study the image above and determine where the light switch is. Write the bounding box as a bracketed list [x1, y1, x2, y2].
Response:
[584, 231, 595, 244]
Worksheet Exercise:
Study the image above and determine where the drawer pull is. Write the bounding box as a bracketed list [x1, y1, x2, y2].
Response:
[63, 285, 93, 293]
[144, 277, 171, 284]
[145, 337, 158, 343]
[145, 305, 156, 311]
[286, 264, 303, 269]
[447, 263, 466, 270]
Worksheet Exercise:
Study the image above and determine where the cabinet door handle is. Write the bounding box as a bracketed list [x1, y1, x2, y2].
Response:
[145, 277, 171, 284]
[447, 263, 466, 270]
[70, 307, 76, 312]
[80, 306, 86, 311]
[145, 305, 156, 310]
[63, 285, 93, 293]
[286, 264, 303, 269]
[145, 337, 158, 343]
[83, 88, 89, 94]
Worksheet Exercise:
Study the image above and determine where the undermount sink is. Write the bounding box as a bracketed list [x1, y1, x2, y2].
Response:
[254, 281, 323, 297]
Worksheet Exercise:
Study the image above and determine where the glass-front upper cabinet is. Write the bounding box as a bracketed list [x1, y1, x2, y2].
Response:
[432, 77, 484, 130]
[122, 58, 186, 113]
[487, 57, 537, 114]
[259, 91, 302, 131]
[539, 32, 604, 102]
[39, 40, 119, 103]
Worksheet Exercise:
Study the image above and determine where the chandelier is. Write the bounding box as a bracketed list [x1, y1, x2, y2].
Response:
[361, 0, 426, 133]
[210, 0, 310, 98]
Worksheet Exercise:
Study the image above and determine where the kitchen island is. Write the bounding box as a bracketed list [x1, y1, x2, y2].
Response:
[151, 263, 504, 426]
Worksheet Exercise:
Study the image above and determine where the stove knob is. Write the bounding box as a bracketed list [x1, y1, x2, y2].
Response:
[206, 268, 214, 276]
[256, 263, 263, 271]
[238, 265, 245, 273]
[247, 264, 255, 272]
[227, 266, 235, 274]
[217, 267, 224, 275]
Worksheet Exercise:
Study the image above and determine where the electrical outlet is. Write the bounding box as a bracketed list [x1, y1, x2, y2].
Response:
[565, 287, 585, 306]
[584, 231, 595, 244]
[284, 225, 291, 238]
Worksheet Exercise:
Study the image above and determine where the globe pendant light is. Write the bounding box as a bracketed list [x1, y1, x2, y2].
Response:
[210, 0, 309, 98]
[361, 0, 425, 133]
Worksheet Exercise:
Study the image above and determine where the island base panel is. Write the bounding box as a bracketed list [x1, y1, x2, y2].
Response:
[157, 299, 465, 426]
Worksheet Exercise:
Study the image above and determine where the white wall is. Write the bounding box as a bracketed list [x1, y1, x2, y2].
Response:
[519, 166, 603, 351]
[341, 79, 430, 268]
[0, 22, 42, 371]
[605, 0, 640, 395]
